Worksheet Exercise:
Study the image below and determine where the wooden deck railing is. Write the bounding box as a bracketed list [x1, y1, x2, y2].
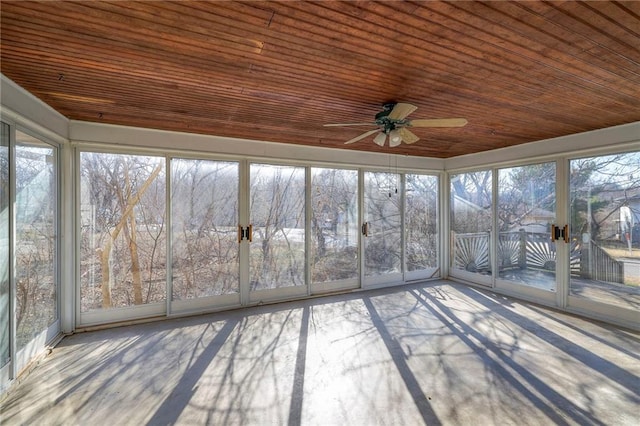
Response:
[576, 239, 624, 283]
[452, 232, 490, 273]
[452, 230, 624, 283]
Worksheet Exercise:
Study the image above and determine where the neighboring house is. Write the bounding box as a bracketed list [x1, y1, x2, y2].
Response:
[593, 186, 640, 246]
[506, 207, 555, 234]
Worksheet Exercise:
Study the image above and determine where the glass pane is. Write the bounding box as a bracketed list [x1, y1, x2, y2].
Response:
[250, 164, 305, 291]
[80, 152, 166, 312]
[0, 123, 9, 368]
[310, 168, 358, 283]
[497, 163, 556, 291]
[570, 152, 640, 309]
[450, 171, 492, 277]
[364, 171, 401, 277]
[406, 174, 439, 272]
[171, 159, 239, 299]
[15, 131, 57, 349]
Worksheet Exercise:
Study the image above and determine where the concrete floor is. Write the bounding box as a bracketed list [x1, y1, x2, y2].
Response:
[1, 281, 639, 425]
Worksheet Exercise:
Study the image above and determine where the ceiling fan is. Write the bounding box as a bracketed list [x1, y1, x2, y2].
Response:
[324, 103, 468, 147]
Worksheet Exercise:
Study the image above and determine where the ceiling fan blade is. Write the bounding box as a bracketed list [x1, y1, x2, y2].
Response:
[323, 122, 376, 127]
[398, 127, 420, 144]
[387, 103, 418, 120]
[373, 132, 387, 146]
[397, 127, 420, 144]
[409, 118, 468, 127]
[344, 129, 381, 144]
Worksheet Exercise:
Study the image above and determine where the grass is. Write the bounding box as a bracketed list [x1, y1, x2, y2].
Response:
[603, 247, 640, 259]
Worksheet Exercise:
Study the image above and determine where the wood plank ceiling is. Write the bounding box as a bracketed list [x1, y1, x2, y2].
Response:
[1, 1, 639, 158]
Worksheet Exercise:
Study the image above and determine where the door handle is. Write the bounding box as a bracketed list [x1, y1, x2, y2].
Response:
[362, 221, 369, 237]
[550, 224, 569, 243]
[238, 225, 253, 242]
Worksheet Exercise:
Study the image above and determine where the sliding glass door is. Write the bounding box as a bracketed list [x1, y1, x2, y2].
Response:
[0, 124, 10, 389]
[405, 174, 439, 280]
[170, 159, 240, 313]
[79, 152, 166, 324]
[1, 125, 60, 392]
[76, 148, 445, 324]
[450, 163, 561, 300]
[363, 171, 402, 287]
[249, 164, 307, 301]
[496, 162, 557, 300]
[15, 131, 59, 357]
[569, 152, 640, 320]
[450, 170, 492, 285]
[310, 167, 359, 292]
[449, 151, 639, 327]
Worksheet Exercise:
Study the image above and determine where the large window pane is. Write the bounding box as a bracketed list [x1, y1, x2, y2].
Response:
[250, 164, 305, 291]
[15, 131, 57, 349]
[450, 171, 492, 277]
[0, 123, 9, 368]
[364, 171, 401, 277]
[171, 159, 239, 299]
[570, 152, 640, 309]
[406, 174, 439, 272]
[80, 152, 166, 311]
[497, 163, 556, 291]
[310, 168, 358, 283]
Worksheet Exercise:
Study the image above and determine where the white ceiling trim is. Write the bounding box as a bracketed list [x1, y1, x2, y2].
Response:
[69, 120, 446, 171]
[445, 121, 640, 171]
[0, 73, 69, 142]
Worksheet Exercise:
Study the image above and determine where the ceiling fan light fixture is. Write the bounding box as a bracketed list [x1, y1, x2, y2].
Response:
[373, 132, 387, 146]
[389, 129, 402, 147]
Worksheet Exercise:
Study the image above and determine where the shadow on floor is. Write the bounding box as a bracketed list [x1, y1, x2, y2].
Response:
[1, 280, 639, 425]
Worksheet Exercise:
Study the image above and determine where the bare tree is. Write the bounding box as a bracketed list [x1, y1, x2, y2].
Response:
[81, 153, 166, 310]
[570, 153, 640, 240]
[497, 163, 556, 232]
[406, 174, 439, 271]
[310, 168, 358, 282]
[171, 159, 239, 299]
[364, 172, 402, 274]
[450, 170, 493, 234]
[14, 144, 56, 347]
[250, 165, 305, 290]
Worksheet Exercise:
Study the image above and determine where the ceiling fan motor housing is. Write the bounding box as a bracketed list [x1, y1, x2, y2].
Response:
[375, 103, 407, 134]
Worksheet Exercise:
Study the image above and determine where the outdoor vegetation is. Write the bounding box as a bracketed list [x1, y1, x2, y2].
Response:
[364, 172, 402, 276]
[570, 153, 640, 247]
[171, 159, 239, 299]
[250, 164, 306, 291]
[69, 149, 640, 315]
[310, 168, 359, 283]
[405, 174, 439, 272]
[1, 124, 9, 368]
[80, 152, 166, 311]
[13, 135, 57, 350]
[569, 152, 640, 297]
